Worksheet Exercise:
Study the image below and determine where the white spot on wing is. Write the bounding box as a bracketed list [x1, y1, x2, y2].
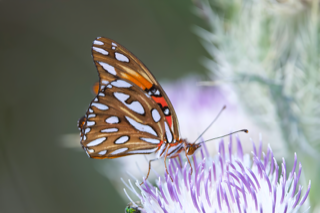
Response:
[151, 109, 161, 122]
[115, 136, 129, 144]
[87, 114, 96, 118]
[98, 150, 107, 155]
[112, 42, 117, 46]
[93, 40, 104, 45]
[101, 80, 109, 85]
[164, 108, 169, 115]
[87, 148, 94, 153]
[86, 137, 106, 147]
[114, 92, 129, 101]
[165, 122, 173, 143]
[99, 62, 116, 75]
[101, 128, 118, 133]
[114, 92, 144, 114]
[111, 80, 132, 88]
[85, 128, 91, 134]
[140, 138, 160, 144]
[86, 121, 95, 127]
[115, 52, 129, 62]
[105, 116, 119, 124]
[110, 147, 128, 155]
[88, 108, 93, 113]
[125, 116, 157, 136]
[94, 98, 98, 102]
[91, 102, 108, 110]
[98, 92, 105, 97]
[127, 147, 158, 154]
[93, 47, 109, 55]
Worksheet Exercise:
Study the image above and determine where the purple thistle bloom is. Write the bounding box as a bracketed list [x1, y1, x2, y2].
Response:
[123, 137, 311, 212]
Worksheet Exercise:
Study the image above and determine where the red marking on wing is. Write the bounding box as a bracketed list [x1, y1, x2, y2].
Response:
[166, 116, 172, 128]
[152, 96, 172, 127]
[152, 96, 168, 108]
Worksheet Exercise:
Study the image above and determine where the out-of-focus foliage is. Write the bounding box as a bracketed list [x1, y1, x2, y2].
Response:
[194, 0, 320, 210]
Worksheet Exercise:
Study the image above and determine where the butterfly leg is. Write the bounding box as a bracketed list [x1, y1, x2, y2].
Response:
[140, 158, 159, 185]
[164, 144, 174, 182]
[183, 142, 193, 175]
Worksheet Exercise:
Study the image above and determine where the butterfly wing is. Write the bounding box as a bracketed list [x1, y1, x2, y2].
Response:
[92, 37, 180, 137]
[79, 37, 179, 159]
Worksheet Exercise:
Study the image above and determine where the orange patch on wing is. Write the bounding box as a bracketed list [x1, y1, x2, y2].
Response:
[92, 82, 100, 95]
[120, 72, 153, 90]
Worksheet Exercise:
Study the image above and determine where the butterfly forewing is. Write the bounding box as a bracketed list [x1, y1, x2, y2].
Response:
[79, 37, 180, 159]
[92, 37, 180, 137]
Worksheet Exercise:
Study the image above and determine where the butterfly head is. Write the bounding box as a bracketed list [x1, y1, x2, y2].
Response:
[184, 141, 201, 155]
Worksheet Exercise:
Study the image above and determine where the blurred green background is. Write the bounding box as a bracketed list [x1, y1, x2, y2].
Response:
[1, 0, 319, 212]
[0, 0, 207, 212]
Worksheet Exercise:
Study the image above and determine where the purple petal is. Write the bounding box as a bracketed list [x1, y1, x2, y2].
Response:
[236, 136, 244, 161]
[226, 174, 235, 203]
[251, 139, 257, 156]
[299, 180, 311, 205]
[247, 167, 261, 190]
[283, 203, 288, 213]
[200, 201, 206, 213]
[229, 136, 233, 162]
[264, 171, 272, 194]
[235, 160, 245, 173]
[219, 153, 224, 175]
[292, 185, 302, 208]
[204, 175, 211, 207]
[223, 188, 231, 213]
[291, 173, 297, 198]
[216, 183, 222, 211]
[183, 162, 189, 191]
[289, 153, 297, 180]
[250, 186, 258, 211]
[280, 178, 285, 204]
[241, 182, 247, 208]
[213, 162, 216, 182]
[234, 186, 241, 213]
[191, 187, 200, 212]
[269, 151, 274, 176]
[282, 158, 286, 184]
[158, 177, 169, 205]
[174, 168, 181, 195]
[197, 170, 204, 197]
[202, 139, 210, 157]
[258, 136, 262, 160]
[297, 163, 302, 182]
[274, 158, 279, 186]
[272, 185, 276, 213]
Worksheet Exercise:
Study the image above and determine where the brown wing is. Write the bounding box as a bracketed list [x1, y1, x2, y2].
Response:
[91, 37, 180, 139]
[80, 79, 169, 159]
[79, 37, 179, 159]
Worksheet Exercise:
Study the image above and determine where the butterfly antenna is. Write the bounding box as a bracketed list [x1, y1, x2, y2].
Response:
[198, 129, 248, 144]
[193, 105, 226, 143]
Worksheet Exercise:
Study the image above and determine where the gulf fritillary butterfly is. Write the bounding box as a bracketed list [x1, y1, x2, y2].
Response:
[78, 37, 247, 182]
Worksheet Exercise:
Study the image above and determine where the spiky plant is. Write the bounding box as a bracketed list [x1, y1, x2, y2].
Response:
[193, 0, 319, 209]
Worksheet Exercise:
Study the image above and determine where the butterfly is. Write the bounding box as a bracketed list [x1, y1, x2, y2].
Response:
[77, 37, 247, 182]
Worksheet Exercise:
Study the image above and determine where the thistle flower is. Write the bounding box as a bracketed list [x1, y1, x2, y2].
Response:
[123, 137, 311, 213]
